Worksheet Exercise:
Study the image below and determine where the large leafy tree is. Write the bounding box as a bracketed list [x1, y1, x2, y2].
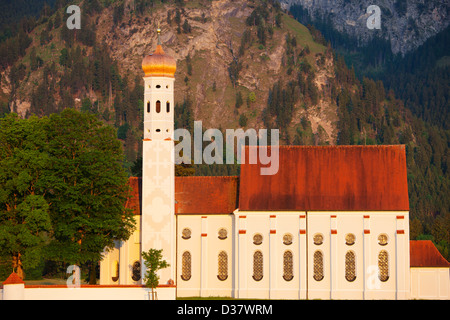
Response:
[0, 114, 52, 279]
[0, 110, 136, 281]
[43, 109, 136, 283]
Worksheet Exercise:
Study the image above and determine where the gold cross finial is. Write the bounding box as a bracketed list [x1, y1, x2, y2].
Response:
[157, 22, 161, 45]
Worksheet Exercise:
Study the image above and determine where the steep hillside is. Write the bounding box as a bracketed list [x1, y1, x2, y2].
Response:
[1, 0, 340, 149]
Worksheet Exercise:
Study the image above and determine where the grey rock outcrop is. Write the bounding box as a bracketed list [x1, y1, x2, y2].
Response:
[280, 0, 450, 55]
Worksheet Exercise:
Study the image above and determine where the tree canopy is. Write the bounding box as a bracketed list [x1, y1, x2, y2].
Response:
[0, 109, 135, 280]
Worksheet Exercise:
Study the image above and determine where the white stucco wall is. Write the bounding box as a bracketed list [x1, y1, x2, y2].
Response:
[410, 268, 450, 300]
[233, 211, 307, 300]
[1, 285, 175, 300]
[307, 211, 410, 300]
[176, 214, 233, 298]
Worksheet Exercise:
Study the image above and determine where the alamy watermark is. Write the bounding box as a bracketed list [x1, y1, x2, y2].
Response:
[66, 5, 81, 30]
[66, 265, 81, 288]
[366, 5, 381, 30]
[366, 265, 382, 290]
[174, 121, 280, 176]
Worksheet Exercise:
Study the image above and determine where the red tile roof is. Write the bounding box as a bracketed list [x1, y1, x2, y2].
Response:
[175, 176, 238, 214]
[126, 177, 142, 215]
[3, 272, 25, 285]
[127, 176, 238, 215]
[410, 240, 450, 268]
[239, 145, 409, 211]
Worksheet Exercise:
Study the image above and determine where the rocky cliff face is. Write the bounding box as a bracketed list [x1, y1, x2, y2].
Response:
[279, 0, 450, 55]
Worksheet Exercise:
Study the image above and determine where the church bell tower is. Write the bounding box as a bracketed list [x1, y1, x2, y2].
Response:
[140, 27, 176, 289]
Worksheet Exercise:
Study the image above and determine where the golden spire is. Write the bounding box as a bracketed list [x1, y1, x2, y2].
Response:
[141, 24, 177, 78]
[157, 22, 161, 45]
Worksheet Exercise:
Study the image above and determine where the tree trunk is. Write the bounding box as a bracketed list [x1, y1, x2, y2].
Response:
[89, 261, 97, 284]
[12, 253, 24, 279]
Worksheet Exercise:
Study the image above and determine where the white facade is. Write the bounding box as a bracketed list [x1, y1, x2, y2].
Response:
[173, 211, 411, 300]
[410, 268, 450, 300]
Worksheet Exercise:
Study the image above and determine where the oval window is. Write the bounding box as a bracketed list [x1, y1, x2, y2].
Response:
[283, 250, 294, 281]
[313, 250, 324, 281]
[253, 233, 263, 245]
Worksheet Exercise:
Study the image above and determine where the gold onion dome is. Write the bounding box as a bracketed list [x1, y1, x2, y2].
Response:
[142, 28, 176, 78]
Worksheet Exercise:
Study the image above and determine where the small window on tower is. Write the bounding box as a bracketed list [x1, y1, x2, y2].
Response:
[156, 85, 161, 89]
[156, 100, 161, 113]
[166, 101, 170, 113]
[147, 101, 150, 113]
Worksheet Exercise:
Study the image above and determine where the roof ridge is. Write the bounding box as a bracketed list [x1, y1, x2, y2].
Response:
[176, 176, 239, 179]
[244, 145, 405, 149]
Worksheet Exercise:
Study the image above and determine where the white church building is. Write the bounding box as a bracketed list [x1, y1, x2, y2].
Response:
[95, 33, 449, 300]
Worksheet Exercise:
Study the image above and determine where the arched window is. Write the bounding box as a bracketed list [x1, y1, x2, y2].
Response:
[345, 251, 356, 282]
[313, 250, 324, 281]
[252, 250, 263, 281]
[378, 250, 389, 282]
[132, 261, 141, 281]
[217, 251, 228, 281]
[181, 251, 191, 281]
[283, 250, 294, 281]
[147, 101, 150, 113]
[166, 101, 170, 113]
[156, 100, 161, 113]
[112, 260, 119, 282]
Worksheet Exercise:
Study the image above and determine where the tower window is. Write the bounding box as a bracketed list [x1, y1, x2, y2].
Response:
[147, 101, 150, 113]
[166, 101, 170, 113]
[156, 85, 161, 89]
[156, 101, 161, 113]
